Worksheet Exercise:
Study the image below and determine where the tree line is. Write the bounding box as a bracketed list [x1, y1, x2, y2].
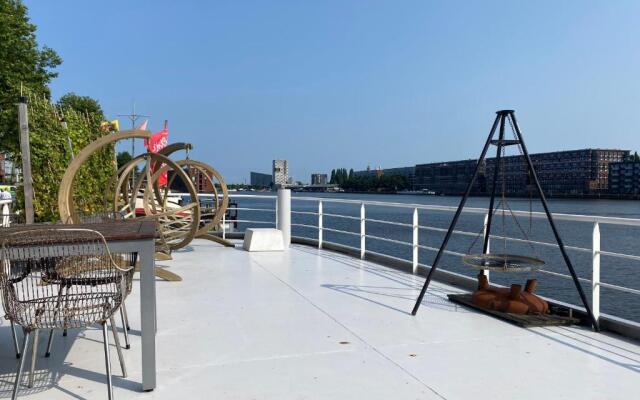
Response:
[329, 168, 410, 192]
[329, 168, 354, 185]
[0, 0, 117, 220]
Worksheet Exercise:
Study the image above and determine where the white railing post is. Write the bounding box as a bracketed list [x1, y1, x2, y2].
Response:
[222, 212, 226, 240]
[318, 201, 323, 249]
[412, 208, 418, 274]
[360, 203, 366, 259]
[482, 213, 490, 279]
[592, 222, 600, 323]
[277, 189, 291, 247]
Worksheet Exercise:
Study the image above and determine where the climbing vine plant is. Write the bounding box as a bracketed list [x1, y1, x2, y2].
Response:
[17, 92, 116, 222]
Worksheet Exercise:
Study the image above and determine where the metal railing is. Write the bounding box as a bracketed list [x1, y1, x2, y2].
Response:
[182, 191, 640, 325]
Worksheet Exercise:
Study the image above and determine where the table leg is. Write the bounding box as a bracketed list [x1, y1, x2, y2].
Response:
[140, 238, 157, 391]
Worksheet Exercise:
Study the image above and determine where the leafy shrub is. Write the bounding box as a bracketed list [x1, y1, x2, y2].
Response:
[16, 92, 116, 222]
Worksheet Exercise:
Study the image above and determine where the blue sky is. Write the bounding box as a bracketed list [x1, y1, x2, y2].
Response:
[27, 0, 640, 183]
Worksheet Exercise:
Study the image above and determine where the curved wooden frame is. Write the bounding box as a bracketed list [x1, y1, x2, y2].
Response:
[58, 129, 230, 253]
[113, 153, 201, 251]
[59, 130, 153, 224]
[170, 159, 229, 237]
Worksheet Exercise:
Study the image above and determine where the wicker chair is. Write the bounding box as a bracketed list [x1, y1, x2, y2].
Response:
[0, 228, 133, 400]
[43, 245, 137, 355]
[0, 202, 24, 359]
[46, 211, 136, 351]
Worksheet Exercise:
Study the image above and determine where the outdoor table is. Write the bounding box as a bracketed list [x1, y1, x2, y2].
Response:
[0, 220, 158, 391]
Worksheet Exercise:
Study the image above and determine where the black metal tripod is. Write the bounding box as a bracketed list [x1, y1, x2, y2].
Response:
[411, 110, 600, 331]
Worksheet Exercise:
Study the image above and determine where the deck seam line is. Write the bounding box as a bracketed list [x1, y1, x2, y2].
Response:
[147, 348, 361, 374]
[250, 252, 448, 400]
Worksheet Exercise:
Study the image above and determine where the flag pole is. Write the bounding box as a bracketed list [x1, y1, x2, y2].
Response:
[117, 102, 149, 189]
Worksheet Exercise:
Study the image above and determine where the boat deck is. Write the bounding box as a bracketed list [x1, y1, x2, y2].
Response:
[1, 240, 638, 399]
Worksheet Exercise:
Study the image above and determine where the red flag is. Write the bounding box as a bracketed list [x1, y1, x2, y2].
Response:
[144, 128, 168, 153]
[144, 121, 169, 186]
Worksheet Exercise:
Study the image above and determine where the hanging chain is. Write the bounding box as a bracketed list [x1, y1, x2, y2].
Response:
[506, 115, 538, 255]
[467, 196, 502, 253]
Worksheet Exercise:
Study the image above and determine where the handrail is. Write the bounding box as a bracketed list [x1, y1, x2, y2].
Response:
[291, 211, 318, 216]
[322, 227, 360, 237]
[291, 223, 318, 230]
[323, 212, 360, 221]
[366, 218, 413, 228]
[366, 234, 413, 247]
[228, 207, 275, 212]
[184, 191, 640, 327]
[185, 192, 640, 226]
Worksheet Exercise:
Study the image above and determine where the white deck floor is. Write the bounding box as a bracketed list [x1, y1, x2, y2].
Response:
[0, 240, 638, 399]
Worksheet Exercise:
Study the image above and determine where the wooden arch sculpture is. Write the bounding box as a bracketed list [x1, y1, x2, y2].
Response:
[127, 142, 231, 244]
[58, 129, 232, 263]
[113, 152, 201, 251]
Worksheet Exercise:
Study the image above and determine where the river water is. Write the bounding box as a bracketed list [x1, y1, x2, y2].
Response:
[232, 192, 640, 323]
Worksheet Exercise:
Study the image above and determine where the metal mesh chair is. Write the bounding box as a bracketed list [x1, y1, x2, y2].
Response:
[0, 228, 133, 400]
[0, 201, 25, 360]
[45, 211, 137, 352]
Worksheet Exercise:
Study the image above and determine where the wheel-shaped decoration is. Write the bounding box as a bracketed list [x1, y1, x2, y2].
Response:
[169, 159, 229, 237]
[114, 152, 200, 250]
[58, 129, 201, 252]
[135, 145, 229, 238]
[58, 130, 153, 223]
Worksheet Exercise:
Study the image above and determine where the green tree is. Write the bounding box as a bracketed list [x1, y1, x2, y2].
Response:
[348, 168, 354, 180]
[0, 0, 62, 154]
[340, 168, 347, 185]
[330, 169, 336, 184]
[116, 151, 133, 169]
[57, 92, 103, 118]
[634, 151, 640, 162]
[340, 173, 409, 192]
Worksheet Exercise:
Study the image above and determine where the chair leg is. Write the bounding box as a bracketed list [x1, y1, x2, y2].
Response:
[45, 329, 54, 357]
[102, 322, 114, 400]
[120, 306, 130, 349]
[46, 285, 66, 357]
[11, 330, 30, 400]
[110, 315, 127, 378]
[10, 321, 21, 359]
[28, 329, 39, 388]
[122, 301, 131, 331]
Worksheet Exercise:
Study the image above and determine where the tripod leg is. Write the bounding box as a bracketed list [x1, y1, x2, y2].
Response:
[412, 113, 501, 315]
[509, 112, 599, 331]
[481, 115, 507, 256]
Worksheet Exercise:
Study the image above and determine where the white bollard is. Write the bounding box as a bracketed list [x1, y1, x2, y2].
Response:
[277, 189, 291, 247]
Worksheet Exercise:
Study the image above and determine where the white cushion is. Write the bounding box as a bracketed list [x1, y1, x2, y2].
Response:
[243, 228, 285, 252]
